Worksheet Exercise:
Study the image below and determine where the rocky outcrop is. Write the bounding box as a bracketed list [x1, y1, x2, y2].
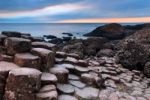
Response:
[84, 23, 126, 40]
[124, 23, 150, 31]
[62, 37, 116, 57]
[62, 33, 73, 37]
[83, 37, 108, 55]
[2, 31, 21, 37]
[43, 35, 57, 39]
[97, 49, 114, 57]
[62, 42, 86, 58]
[116, 29, 150, 77]
[63, 37, 72, 42]
[49, 38, 63, 44]
[0, 25, 150, 100]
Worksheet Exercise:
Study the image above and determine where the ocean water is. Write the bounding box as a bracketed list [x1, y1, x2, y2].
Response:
[0, 23, 104, 38]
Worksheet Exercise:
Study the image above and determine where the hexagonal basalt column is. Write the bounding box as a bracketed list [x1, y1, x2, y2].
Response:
[4, 37, 31, 55]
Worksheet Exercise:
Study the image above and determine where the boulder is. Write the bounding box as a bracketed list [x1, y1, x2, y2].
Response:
[31, 37, 45, 42]
[49, 67, 69, 83]
[14, 53, 41, 69]
[31, 42, 57, 52]
[4, 37, 31, 55]
[21, 33, 31, 36]
[5, 68, 42, 92]
[83, 37, 108, 55]
[0, 61, 19, 94]
[21, 33, 31, 40]
[124, 23, 150, 31]
[62, 42, 85, 58]
[43, 35, 57, 39]
[49, 38, 63, 44]
[84, 23, 126, 40]
[5, 68, 42, 100]
[63, 37, 72, 42]
[116, 29, 150, 72]
[97, 49, 114, 57]
[62, 33, 73, 37]
[2, 31, 21, 37]
[31, 48, 55, 71]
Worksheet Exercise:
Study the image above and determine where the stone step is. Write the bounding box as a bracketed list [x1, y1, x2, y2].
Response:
[31, 48, 55, 71]
[4, 37, 31, 55]
[57, 83, 75, 94]
[49, 67, 69, 83]
[41, 72, 57, 85]
[5, 68, 42, 93]
[14, 53, 41, 69]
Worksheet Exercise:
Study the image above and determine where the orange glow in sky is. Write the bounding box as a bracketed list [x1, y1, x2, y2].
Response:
[58, 17, 150, 23]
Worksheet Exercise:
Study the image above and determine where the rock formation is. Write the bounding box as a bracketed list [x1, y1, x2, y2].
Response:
[0, 25, 150, 100]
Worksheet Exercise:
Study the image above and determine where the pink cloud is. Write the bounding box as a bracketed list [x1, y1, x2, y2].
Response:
[0, 3, 89, 18]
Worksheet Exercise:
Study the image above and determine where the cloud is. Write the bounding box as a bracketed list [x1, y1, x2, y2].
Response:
[58, 17, 150, 23]
[0, 3, 90, 18]
[0, 0, 150, 23]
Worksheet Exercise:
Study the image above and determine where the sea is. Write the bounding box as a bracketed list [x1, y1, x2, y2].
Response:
[0, 23, 138, 38]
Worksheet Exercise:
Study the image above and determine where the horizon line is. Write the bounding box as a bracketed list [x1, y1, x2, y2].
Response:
[57, 17, 150, 23]
[0, 16, 150, 24]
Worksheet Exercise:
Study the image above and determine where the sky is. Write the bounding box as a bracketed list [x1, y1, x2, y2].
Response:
[0, 0, 150, 23]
